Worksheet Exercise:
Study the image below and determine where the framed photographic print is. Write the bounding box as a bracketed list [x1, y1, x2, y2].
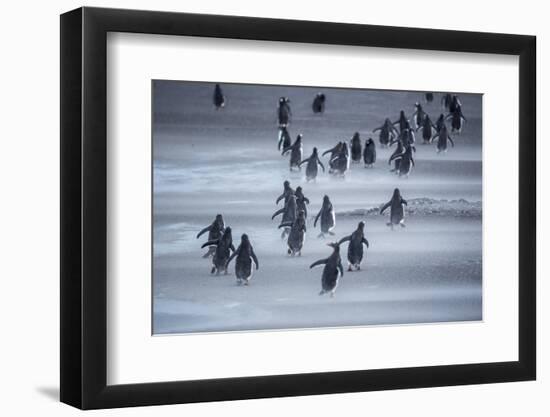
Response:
[60, 7, 536, 410]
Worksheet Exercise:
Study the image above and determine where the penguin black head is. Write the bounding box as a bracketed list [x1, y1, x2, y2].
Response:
[323, 195, 330, 204]
[279, 97, 285, 104]
[296, 134, 303, 143]
[415, 102, 422, 110]
[393, 188, 401, 199]
[400, 110, 405, 117]
[352, 132, 360, 141]
[241, 233, 249, 243]
[215, 214, 223, 223]
[295, 186, 303, 195]
[283, 180, 290, 188]
[358, 221, 365, 231]
[312, 147, 318, 155]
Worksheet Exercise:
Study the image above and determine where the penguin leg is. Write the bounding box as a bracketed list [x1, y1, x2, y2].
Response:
[287, 248, 291, 255]
[356, 264, 361, 271]
[348, 264, 352, 272]
[210, 266, 216, 274]
[317, 232, 324, 239]
[328, 231, 335, 236]
[319, 290, 325, 296]
[243, 280, 249, 286]
[330, 291, 336, 298]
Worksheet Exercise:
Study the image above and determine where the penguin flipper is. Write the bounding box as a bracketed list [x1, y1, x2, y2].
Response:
[272, 208, 285, 220]
[362, 237, 370, 248]
[227, 249, 238, 266]
[380, 201, 391, 214]
[278, 221, 293, 229]
[338, 260, 344, 277]
[338, 235, 351, 245]
[275, 193, 285, 204]
[196, 225, 211, 239]
[314, 211, 321, 228]
[201, 240, 218, 249]
[317, 159, 325, 172]
[310, 258, 328, 269]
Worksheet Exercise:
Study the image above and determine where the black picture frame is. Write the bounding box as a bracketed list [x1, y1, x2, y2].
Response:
[60, 6, 536, 410]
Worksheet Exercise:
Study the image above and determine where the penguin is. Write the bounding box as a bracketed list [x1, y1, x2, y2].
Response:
[338, 221, 370, 271]
[363, 138, 376, 168]
[213, 84, 225, 109]
[373, 118, 398, 147]
[201, 226, 235, 274]
[322, 141, 343, 173]
[330, 142, 350, 176]
[389, 143, 415, 177]
[350, 132, 362, 163]
[446, 105, 467, 133]
[314, 195, 335, 238]
[276, 180, 294, 205]
[411, 103, 426, 129]
[425, 92, 434, 103]
[380, 188, 408, 230]
[441, 93, 453, 110]
[393, 110, 409, 132]
[227, 233, 259, 285]
[278, 210, 307, 256]
[277, 96, 292, 127]
[299, 147, 325, 181]
[294, 186, 310, 219]
[282, 134, 303, 171]
[278, 125, 292, 151]
[272, 194, 298, 239]
[388, 140, 404, 173]
[312, 93, 326, 114]
[449, 95, 462, 113]
[435, 113, 446, 133]
[310, 242, 344, 297]
[402, 121, 416, 145]
[416, 114, 437, 144]
[196, 214, 225, 258]
[432, 124, 455, 153]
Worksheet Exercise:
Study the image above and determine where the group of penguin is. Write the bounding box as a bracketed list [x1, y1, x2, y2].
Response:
[273, 90, 467, 179]
[200, 84, 466, 295]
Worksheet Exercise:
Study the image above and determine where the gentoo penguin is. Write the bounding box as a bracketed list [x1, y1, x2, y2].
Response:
[435, 113, 446, 133]
[279, 210, 307, 256]
[449, 95, 462, 113]
[363, 138, 376, 168]
[278, 125, 292, 151]
[350, 132, 362, 163]
[441, 93, 453, 111]
[277, 96, 292, 127]
[373, 118, 398, 147]
[389, 139, 404, 173]
[338, 221, 370, 271]
[314, 195, 335, 238]
[227, 233, 259, 285]
[196, 214, 225, 258]
[412, 102, 426, 129]
[393, 110, 409, 133]
[380, 188, 408, 230]
[201, 226, 235, 274]
[213, 84, 225, 109]
[416, 114, 437, 144]
[294, 186, 310, 218]
[425, 92, 434, 103]
[399, 121, 416, 145]
[310, 242, 344, 297]
[432, 124, 455, 153]
[446, 105, 467, 133]
[276, 180, 294, 205]
[331, 142, 350, 176]
[299, 147, 325, 181]
[272, 194, 298, 239]
[312, 93, 326, 114]
[322, 141, 343, 173]
[389, 143, 416, 177]
[282, 134, 303, 171]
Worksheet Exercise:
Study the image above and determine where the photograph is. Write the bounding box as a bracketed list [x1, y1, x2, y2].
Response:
[152, 80, 482, 335]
